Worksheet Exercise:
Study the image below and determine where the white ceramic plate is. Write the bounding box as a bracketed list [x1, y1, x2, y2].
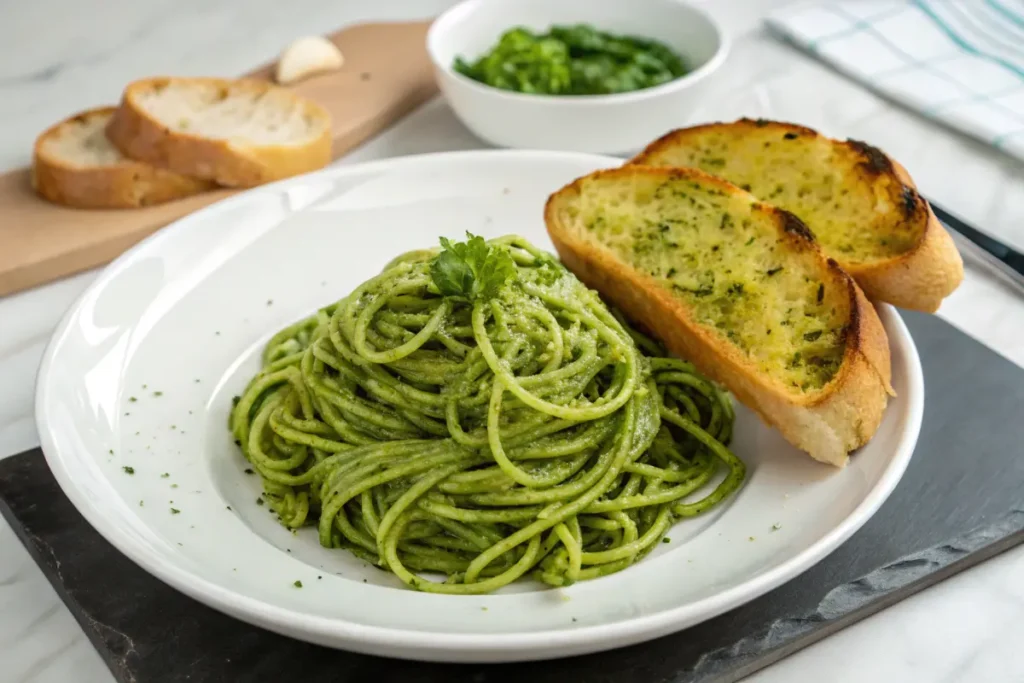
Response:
[36, 150, 923, 663]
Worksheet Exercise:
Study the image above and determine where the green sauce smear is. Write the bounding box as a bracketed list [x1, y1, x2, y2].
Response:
[453, 24, 688, 95]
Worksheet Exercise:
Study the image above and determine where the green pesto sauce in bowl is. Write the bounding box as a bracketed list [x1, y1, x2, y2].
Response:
[453, 24, 688, 96]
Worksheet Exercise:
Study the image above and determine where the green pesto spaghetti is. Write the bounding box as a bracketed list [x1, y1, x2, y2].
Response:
[229, 234, 745, 594]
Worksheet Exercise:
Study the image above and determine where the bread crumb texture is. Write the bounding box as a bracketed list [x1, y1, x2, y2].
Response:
[635, 122, 925, 264]
[136, 79, 328, 145]
[568, 174, 848, 392]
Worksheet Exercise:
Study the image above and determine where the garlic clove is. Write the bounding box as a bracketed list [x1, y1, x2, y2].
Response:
[275, 36, 345, 85]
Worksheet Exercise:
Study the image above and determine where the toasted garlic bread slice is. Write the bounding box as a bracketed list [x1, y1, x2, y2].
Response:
[31, 107, 213, 209]
[106, 77, 332, 188]
[545, 165, 893, 467]
[630, 119, 963, 313]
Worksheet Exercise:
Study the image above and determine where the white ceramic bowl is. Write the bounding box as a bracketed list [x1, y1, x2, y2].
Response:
[426, 0, 728, 154]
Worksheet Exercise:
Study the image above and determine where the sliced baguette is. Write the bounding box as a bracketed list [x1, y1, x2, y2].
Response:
[630, 119, 963, 313]
[106, 77, 332, 188]
[545, 165, 893, 468]
[31, 107, 213, 209]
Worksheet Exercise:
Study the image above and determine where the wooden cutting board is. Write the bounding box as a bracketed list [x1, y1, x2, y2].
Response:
[0, 20, 437, 298]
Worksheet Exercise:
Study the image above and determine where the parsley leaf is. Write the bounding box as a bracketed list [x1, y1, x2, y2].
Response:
[476, 247, 517, 299]
[429, 232, 516, 301]
[431, 243, 475, 297]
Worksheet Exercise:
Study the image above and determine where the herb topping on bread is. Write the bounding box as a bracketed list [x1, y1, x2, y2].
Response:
[630, 118, 963, 312]
[546, 165, 893, 467]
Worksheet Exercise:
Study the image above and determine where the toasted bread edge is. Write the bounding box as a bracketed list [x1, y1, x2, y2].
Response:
[848, 158, 963, 313]
[105, 77, 333, 188]
[544, 165, 893, 467]
[31, 106, 213, 209]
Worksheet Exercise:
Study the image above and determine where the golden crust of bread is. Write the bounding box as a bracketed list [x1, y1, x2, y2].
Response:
[851, 158, 964, 312]
[31, 107, 213, 209]
[630, 119, 964, 313]
[545, 165, 893, 468]
[105, 77, 332, 188]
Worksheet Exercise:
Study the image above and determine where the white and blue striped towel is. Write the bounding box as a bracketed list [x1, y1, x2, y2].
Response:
[766, 0, 1024, 162]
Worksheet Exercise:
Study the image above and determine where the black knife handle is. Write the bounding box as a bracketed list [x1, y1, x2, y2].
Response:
[926, 200, 1024, 279]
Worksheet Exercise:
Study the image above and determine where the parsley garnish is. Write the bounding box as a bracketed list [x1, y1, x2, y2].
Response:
[429, 232, 516, 301]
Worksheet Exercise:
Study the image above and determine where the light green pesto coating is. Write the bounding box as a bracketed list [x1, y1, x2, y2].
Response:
[229, 235, 745, 594]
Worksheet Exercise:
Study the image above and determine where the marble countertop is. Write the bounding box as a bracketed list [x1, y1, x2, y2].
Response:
[2, 0, 1023, 681]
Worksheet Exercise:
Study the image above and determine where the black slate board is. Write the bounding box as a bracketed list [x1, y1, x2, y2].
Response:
[2, 310, 1023, 683]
